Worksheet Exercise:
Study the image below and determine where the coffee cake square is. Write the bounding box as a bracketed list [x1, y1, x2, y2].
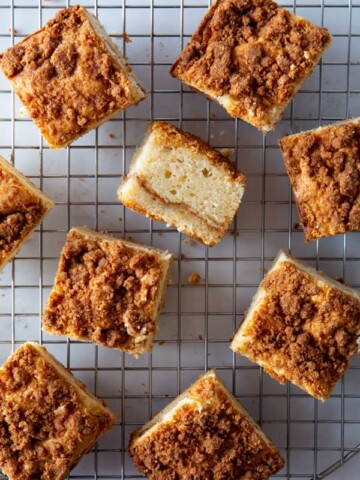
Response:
[0, 6, 146, 149]
[118, 121, 246, 247]
[0, 156, 54, 272]
[128, 369, 284, 480]
[279, 118, 360, 241]
[0, 342, 115, 480]
[231, 250, 360, 401]
[171, 0, 332, 132]
[42, 227, 173, 355]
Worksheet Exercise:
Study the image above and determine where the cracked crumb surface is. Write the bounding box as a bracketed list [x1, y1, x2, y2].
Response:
[171, 0, 331, 131]
[232, 253, 360, 400]
[279, 118, 360, 241]
[42, 228, 172, 355]
[0, 157, 52, 271]
[128, 370, 284, 480]
[0, 5, 146, 148]
[0, 343, 114, 480]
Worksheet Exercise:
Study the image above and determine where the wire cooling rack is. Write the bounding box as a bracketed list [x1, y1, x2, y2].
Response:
[0, 0, 360, 479]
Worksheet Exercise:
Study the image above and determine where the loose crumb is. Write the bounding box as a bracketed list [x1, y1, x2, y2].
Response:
[198, 334, 203, 340]
[293, 222, 300, 230]
[183, 238, 195, 247]
[336, 277, 344, 284]
[8, 28, 18, 34]
[188, 273, 201, 285]
[210, 112, 217, 120]
[230, 230, 239, 237]
[180, 253, 186, 260]
[118, 217, 123, 222]
[123, 32, 132, 43]
[108, 133, 115, 139]
[158, 340, 165, 346]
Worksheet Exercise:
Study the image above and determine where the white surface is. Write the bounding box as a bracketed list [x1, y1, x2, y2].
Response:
[0, 1, 359, 479]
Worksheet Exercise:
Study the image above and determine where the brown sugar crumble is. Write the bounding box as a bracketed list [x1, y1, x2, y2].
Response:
[188, 272, 202, 284]
[0, 343, 114, 480]
[0, 6, 145, 148]
[0, 164, 49, 268]
[279, 119, 360, 241]
[128, 371, 284, 480]
[42, 229, 171, 355]
[171, 0, 331, 131]
[233, 255, 360, 400]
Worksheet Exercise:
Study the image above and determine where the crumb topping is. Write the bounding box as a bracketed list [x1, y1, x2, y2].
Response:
[279, 121, 360, 241]
[171, 0, 331, 127]
[0, 6, 145, 147]
[42, 230, 164, 353]
[238, 261, 360, 400]
[0, 167, 46, 261]
[0, 344, 113, 480]
[129, 374, 284, 480]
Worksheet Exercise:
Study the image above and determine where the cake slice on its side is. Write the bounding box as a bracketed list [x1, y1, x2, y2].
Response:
[231, 250, 360, 401]
[0, 155, 54, 272]
[42, 227, 173, 355]
[0, 5, 146, 148]
[118, 121, 246, 247]
[171, 0, 332, 132]
[279, 117, 360, 241]
[0, 342, 115, 480]
[128, 369, 285, 480]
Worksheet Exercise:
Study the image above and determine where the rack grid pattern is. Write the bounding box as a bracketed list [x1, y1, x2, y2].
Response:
[0, 0, 360, 479]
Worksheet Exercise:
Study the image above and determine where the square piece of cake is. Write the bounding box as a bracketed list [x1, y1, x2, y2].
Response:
[42, 227, 173, 355]
[279, 118, 360, 241]
[0, 342, 115, 480]
[128, 369, 284, 479]
[170, 0, 332, 132]
[118, 121, 246, 246]
[0, 156, 54, 272]
[231, 250, 360, 401]
[0, 6, 146, 148]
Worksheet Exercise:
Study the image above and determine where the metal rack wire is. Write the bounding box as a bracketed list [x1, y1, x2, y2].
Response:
[0, 0, 360, 479]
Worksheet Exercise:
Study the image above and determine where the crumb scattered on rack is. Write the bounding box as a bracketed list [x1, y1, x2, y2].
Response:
[220, 148, 232, 157]
[198, 334, 203, 340]
[158, 340, 165, 346]
[210, 112, 217, 120]
[108, 133, 115, 139]
[180, 253, 186, 260]
[122, 32, 132, 43]
[183, 238, 195, 247]
[188, 273, 201, 285]
[118, 217, 122, 222]
[8, 28, 18, 34]
[336, 277, 344, 284]
[230, 230, 239, 237]
[293, 222, 300, 230]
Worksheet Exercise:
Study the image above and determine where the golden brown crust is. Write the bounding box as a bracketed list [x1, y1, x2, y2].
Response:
[279, 119, 360, 241]
[0, 158, 52, 270]
[234, 258, 360, 400]
[42, 228, 170, 354]
[150, 122, 246, 184]
[0, 343, 114, 480]
[170, 0, 331, 130]
[128, 372, 284, 480]
[0, 6, 146, 148]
